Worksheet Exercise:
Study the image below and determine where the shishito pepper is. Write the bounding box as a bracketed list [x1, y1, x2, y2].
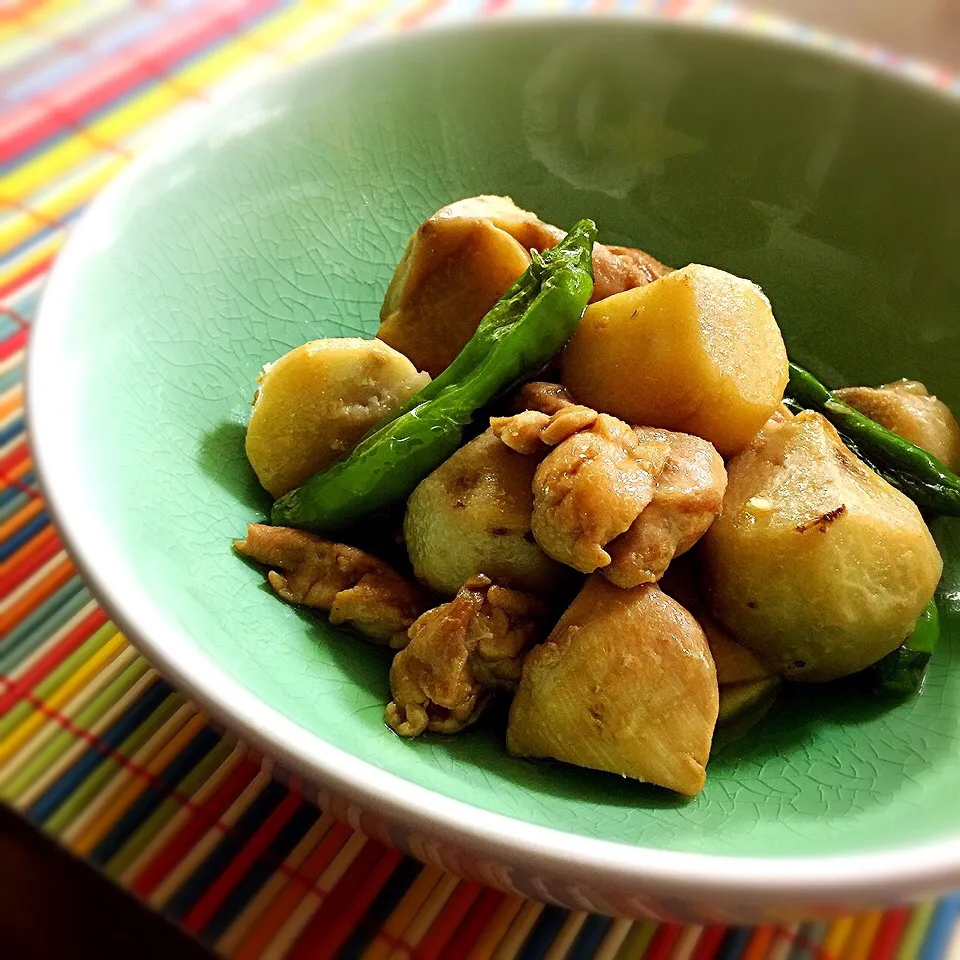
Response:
[869, 598, 940, 697]
[785, 362, 960, 516]
[272, 219, 597, 532]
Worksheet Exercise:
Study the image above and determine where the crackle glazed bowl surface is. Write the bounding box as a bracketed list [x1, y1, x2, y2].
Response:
[28, 15, 960, 923]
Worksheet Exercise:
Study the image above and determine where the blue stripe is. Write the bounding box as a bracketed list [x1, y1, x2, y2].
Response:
[921, 895, 960, 960]
[0, 470, 35, 509]
[0, 364, 25, 397]
[7, 282, 42, 322]
[337, 857, 424, 960]
[518, 905, 571, 960]
[26, 679, 171, 824]
[716, 926, 753, 960]
[90, 725, 222, 867]
[0, 485, 35, 523]
[6, 0, 205, 105]
[0, 314, 22, 339]
[568, 913, 613, 960]
[0, 579, 89, 672]
[0, 416, 24, 447]
[199, 800, 320, 945]
[0, 0, 291, 176]
[0, 511, 48, 561]
[163, 777, 290, 922]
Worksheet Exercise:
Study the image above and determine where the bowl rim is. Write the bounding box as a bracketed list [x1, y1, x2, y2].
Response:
[26, 12, 960, 908]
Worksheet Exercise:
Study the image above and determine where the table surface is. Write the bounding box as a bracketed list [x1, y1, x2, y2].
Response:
[2, 2, 960, 959]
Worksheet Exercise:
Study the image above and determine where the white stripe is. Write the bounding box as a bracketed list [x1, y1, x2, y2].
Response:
[0, 549, 69, 610]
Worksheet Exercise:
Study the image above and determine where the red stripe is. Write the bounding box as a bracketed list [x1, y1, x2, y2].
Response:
[0, 528, 61, 598]
[691, 924, 727, 960]
[181, 787, 303, 933]
[306, 847, 403, 960]
[0, 327, 29, 362]
[0, 255, 51, 302]
[437, 887, 506, 957]
[415, 880, 482, 960]
[0, 442, 29, 477]
[0, 607, 107, 713]
[869, 908, 911, 960]
[287, 840, 393, 960]
[645, 922, 684, 960]
[0, 305, 30, 328]
[480, 0, 510, 13]
[130, 756, 262, 897]
[0, 0, 275, 163]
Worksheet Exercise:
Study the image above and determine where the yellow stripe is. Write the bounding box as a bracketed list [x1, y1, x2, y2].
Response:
[822, 915, 856, 958]
[0, 228, 62, 292]
[462, 895, 525, 960]
[3, 2, 315, 203]
[0, 153, 125, 254]
[390, 873, 460, 957]
[0, 630, 126, 767]
[844, 911, 884, 960]
[3, 0, 395, 205]
[491, 900, 543, 960]
[70, 709, 206, 856]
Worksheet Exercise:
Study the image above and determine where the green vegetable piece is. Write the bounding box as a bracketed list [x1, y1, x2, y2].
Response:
[272, 219, 597, 532]
[870, 599, 939, 698]
[785, 362, 960, 516]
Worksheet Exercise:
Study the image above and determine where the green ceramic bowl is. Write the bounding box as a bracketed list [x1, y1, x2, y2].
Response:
[29, 16, 960, 922]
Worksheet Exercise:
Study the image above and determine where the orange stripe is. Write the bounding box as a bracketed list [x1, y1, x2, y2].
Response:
[0, 384, 24, 421]
[0, 555, 75, 636]
[233, 821, 356, 960]
[0, 522, 57, 583]
[743, 925, 777, 960]
[0, 496, 44, 543]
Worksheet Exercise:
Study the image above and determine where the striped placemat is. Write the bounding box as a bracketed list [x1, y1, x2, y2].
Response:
[3, 1, 960, 957]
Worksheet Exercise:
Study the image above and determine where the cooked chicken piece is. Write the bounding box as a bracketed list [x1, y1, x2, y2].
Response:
[507, 577, 718, 796]
[385, 575, 548, 737]
[835, 379, 960, 470]
[532, 415, 670, 573]
[490, 410, 552, 455]
[378, 197, 670, 376]
[515, 381, 576, 416]
[591, 245, 672, 302]
[234, 524, 430, 648]
[604, 429, 727, 588]
[490, 403, 597, 454]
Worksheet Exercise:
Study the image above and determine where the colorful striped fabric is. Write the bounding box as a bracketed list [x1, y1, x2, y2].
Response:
[2, 1, 960, 957]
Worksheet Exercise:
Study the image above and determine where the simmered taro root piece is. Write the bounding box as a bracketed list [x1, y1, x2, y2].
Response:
[377, 212, 533, 378]
[604, 428, 727, 588]
[660, 557, 771, 686]
[404, 430, 569, 597]
[234, 524, 430, 648]
[245, 338, 430, 498]
[702, 411, 942, 681]
[835, 379, 960, 471]
[386, 576, 549, 737]
[378, 196, 670, 377]
[507, 577, 718, 796]
[562, 264, 789, 457]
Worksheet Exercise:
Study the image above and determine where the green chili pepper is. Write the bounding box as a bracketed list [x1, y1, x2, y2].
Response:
[869, 599, 939, 697]
[271, 219, 597, 532]
[785, 363, 960, 516]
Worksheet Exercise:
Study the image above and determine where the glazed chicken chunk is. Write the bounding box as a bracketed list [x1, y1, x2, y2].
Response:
[493, 402, 673, 573]
[386, 576, 548, 737]
[234, 524, 430, 648]
[604, 428, 727, 588]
